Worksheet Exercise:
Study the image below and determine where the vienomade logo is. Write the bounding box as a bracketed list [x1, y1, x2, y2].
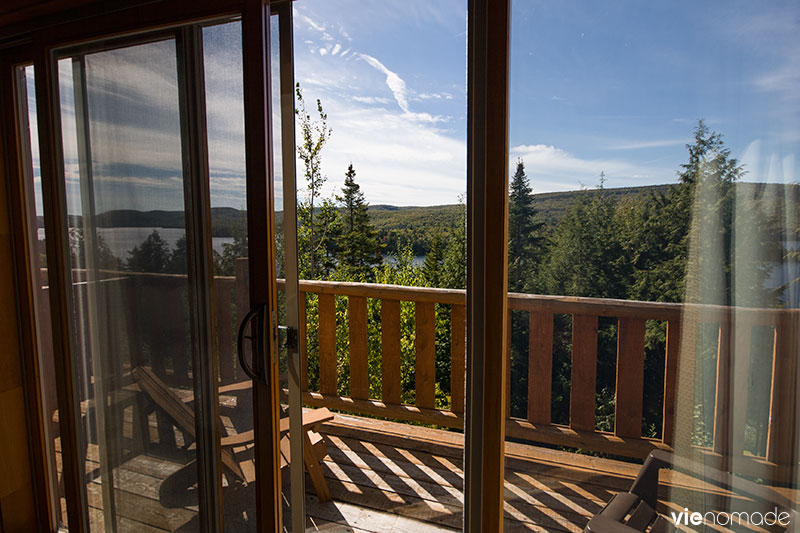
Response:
[669, 507, 791, 528]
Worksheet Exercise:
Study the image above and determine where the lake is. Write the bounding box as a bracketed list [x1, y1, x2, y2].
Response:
[38, 227, 234, 259]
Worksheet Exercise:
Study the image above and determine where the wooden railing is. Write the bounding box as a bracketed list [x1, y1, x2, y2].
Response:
[42, 266, 799, 481]
[291, 278, 799, 482]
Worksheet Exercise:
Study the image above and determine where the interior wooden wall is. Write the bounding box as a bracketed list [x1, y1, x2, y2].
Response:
[0, 129, 37, 531]
[0, 0, 98, 30]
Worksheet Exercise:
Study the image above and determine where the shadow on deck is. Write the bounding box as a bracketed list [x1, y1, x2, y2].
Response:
[67, 411, 800, 532]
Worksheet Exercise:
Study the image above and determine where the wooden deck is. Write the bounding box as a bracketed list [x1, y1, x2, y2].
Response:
[61, 411, 800, 532]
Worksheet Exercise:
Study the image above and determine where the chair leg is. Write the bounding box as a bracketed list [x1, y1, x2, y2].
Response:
[303, 433, 331, 502]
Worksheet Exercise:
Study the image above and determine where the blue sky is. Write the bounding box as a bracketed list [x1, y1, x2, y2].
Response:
[296, 0, 799, 203]
[29, 0, 800, 214]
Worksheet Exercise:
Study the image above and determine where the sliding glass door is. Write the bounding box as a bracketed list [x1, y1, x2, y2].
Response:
[30, 10, 301, 530]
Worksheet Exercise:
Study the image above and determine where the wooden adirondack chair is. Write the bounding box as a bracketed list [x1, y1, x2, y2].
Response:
[132, 366, 334, 502]
[585, 450, 798, 532]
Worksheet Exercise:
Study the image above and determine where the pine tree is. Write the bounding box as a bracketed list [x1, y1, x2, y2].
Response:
[167, 235, 188, 274]
[441, 196, 466, 290]
[508, 159, 545, 292]
[422, 233, 444, 287]
[336, 164, 381, 280]
[126, 230, 171, 273]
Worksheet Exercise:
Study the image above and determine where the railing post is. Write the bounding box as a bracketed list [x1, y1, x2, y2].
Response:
[662, 319, 681, 446]
[415, 301, 436, 409]
[381, 299, 402, 405]
[348, 296, 369, 400]
[527, 311, 553, 425]
[215, 278, 234, 383]
[318, 293, 338, 396]
[713, 318, 732, 467]
[615, 317, 646, 438]
[570, 315, 598, 432]
[299, 292, 308, 391]
[767, 312, 799, 479]
[450, 304, 466, 414]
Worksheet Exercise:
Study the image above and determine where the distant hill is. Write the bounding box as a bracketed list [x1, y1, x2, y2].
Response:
[41, 182, 798, 255]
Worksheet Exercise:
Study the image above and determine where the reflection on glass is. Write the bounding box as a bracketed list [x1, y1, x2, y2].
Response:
[202, 20, 260, 531]
[506, 1, 800, 530]
[59, 40, 200, 531]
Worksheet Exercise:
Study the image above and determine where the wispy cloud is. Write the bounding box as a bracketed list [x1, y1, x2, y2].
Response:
[510, 144, 673, 192]
[358, 53, 410, 113]
[351, 95, 392, 105]
[296, 98, 465, 206]
[607, 138, 688, 150]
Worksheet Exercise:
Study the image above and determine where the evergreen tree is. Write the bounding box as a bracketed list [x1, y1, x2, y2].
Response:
[126, 230, 171, 273]
[167, 235, 188, 274]
[336, 164, 381, 280]
[315, 199, 343, 278]
[215, 219, 248, 276]
[69, 229, 120, 271]
[421, 233, 444, 287]
[508, 159, 546, 292]
[543, 189, 624, 299]
[441, 196, 466, 290]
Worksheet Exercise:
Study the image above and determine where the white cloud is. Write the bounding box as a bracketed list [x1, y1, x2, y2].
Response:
[351, 95, 392, 105]
[295, 13, 326, 33]
[357, 53, 410, 113]
[607, 138, 688, 150]
[296, 98, 466, 206]
[754, 60, 800, 102]
[510, 144, 672, 192]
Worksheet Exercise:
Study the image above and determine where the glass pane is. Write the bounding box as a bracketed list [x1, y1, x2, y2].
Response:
[16, 64, 68, 529]
[58, 39, 201, 531]
[506, 2, 800, 530]
[202, 20, 258, 531]
[292, 1, 468, 529]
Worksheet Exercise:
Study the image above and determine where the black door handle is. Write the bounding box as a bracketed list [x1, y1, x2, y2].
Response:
[237, 304, 267, 384]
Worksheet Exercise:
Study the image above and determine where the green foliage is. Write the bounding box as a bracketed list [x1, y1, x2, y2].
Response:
[421, 233, 444, 287]
[215, 219, 249, 276]
[440, 197, 467, 290]
[126, 230, 171, 273]
[68, 229, 121, 271]
[337, 164, 382, 280]
[296, 83, 338, 280]
[166, 235, 187, 274]
[508, 159, 546, 292]
[543, 182, 625, 299]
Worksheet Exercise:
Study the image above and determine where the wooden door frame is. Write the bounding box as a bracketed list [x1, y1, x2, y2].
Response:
[465, 0, 510, 531]
[0, 45, 59, 533]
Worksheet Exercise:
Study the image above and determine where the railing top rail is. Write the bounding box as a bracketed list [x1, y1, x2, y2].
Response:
[56, 269, 798, 322]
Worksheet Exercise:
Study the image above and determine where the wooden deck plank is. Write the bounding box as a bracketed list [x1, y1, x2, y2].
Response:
[64, 408, 798, 533]
[85, 481, 195, 532]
